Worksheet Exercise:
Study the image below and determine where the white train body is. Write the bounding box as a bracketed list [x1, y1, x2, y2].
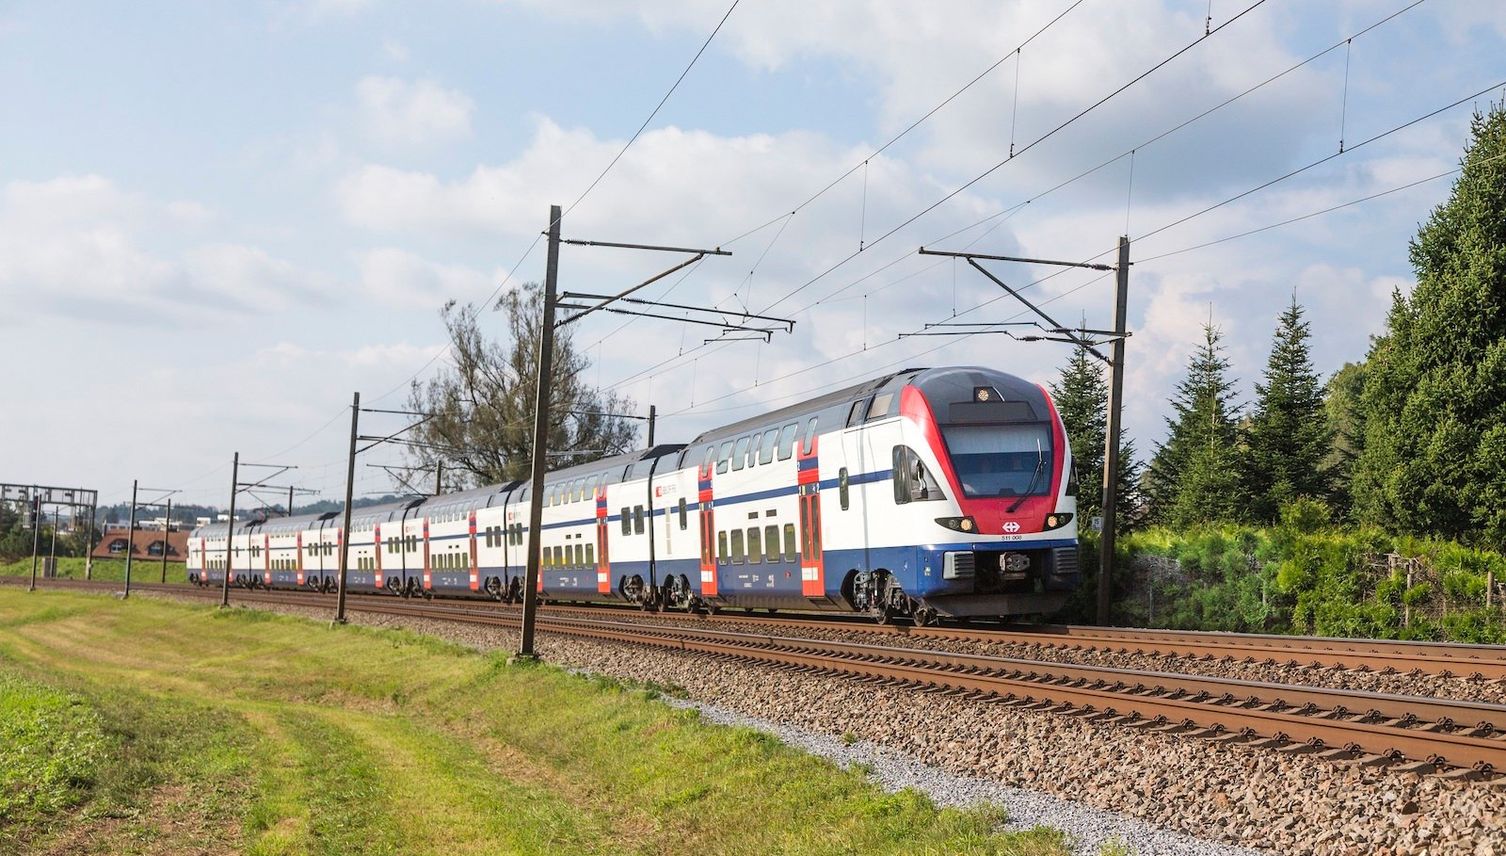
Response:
[188, 366, 1080, 620]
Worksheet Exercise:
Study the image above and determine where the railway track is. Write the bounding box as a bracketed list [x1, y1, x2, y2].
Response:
[12, 576, 1506, 779]
[13, 575, 1506, 679]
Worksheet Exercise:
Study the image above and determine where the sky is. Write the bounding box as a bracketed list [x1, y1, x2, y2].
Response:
[3, 0, 1505, 511]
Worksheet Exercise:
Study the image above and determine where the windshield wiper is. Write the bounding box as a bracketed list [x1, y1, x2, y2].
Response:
[1006, 438, 1044, 513]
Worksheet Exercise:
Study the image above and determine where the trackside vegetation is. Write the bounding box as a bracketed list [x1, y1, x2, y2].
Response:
[0, 589, 1070, 855]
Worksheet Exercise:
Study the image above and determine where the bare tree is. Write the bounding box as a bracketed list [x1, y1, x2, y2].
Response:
[403, 283, 640, 489]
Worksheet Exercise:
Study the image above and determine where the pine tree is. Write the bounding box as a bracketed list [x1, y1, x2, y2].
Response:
[1244, 298, 1332, 522]
[1145, 323, 1244, 526]
[1050, 342, 1142, 530]
[1353, 104, 1506, 544]
[1321, 361, 1366, 518]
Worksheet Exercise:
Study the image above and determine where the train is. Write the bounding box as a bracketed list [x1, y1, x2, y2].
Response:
[187, 366, 1080, 624]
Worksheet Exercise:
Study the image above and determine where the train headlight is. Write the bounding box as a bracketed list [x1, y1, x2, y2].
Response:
[1043, 513, 1074, 531]
[934, 516, 978, 533]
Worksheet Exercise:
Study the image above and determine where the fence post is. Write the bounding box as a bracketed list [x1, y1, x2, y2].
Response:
[1404, 565, 1413, 629]
[1488, 570, 1495, 610]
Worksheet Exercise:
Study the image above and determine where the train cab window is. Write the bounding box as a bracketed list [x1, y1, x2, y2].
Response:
[783, 523, 798, 561]
[759, 430, 777, 465]
[746, 527, 762, 564]
[839, 467, 850, 510]
[716, 441, 733, 474]
[621, 508, 631, 536]
[763, 525, 780, 562]
[893, 446, 946, 504]
[867, 392, 895, 421]
[730, 529, 745, 564]
[633, 506, 645, 535]
[776, 423, 798, 460]
[846, 399, 867, 427]
[802, 417, 819, 454]
[731, 437, 750, 471]
[717, 531, 729, 565]
[678, 498, 688, 530]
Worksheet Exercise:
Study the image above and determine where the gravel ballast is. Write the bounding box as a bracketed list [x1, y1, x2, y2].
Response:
[173, 595, 1506, 856]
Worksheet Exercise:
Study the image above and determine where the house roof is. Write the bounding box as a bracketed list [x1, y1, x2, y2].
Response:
[91, 527, 191, 561]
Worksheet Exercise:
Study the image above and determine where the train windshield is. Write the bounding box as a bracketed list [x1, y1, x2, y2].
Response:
[939, 423, 1053, 499]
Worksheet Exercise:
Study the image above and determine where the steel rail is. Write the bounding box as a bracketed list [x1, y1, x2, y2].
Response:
[17, 578, 1505, 777]
[13, 577, 1506, 679]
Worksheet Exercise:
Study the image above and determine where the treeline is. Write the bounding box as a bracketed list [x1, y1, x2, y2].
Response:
[1093, 104, 1506, 546]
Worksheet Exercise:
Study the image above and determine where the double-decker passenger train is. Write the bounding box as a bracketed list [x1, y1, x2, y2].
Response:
[188, 366, 1080, 624]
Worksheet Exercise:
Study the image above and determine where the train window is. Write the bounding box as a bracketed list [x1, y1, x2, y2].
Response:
[678, 498, 688, 530]
[731, 437, 750, 471]
[634, 506, 645, 535]
[759, 430, 777, 465]
[717, 531, 729, 565]
[893, 445, 946, 503]
[784, 523, 798, 561]
[575, 544, 585, 567]
[716, 441, 733, 474]
[621, 508, 631, 536]
[542, 548, 552, 569]
[764, 525, 780, 563]
[839, 468, 850, 510]
[866, 392, 895, 421]
[586, 544, 595, 566]
[703, 446, 716, 470]
[776, 423, 798, 460]
[554, 546, 564, 567]
[846, 399, 867, 427]
[802, 417, 819, 454]
[730, 529, 745, 564]
[746, 527, 761, 564]
[748, 433, 761, 467]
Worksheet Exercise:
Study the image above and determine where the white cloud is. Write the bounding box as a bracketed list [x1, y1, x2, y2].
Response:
[382, 38, 410, 62]
[0, 174, 331, 325]
[356, 76, 474, 147]
[356, 247, 496, 308]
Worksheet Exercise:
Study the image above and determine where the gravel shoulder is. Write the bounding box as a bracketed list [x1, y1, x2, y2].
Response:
[154, 593, 1506, 856]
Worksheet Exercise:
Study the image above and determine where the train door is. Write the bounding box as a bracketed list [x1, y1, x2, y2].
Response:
[594, 485, 611, 594]
[796, 420, 825, 597]
[697, 459, 717, 597]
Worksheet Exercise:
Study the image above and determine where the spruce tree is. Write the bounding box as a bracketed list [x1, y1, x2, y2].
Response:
[1244, 298, 1332, 522]
[1050, 342, 1142, 529]
[1321, 361, 1366, 518]
[1145, 323, 1244, 526]
[1353, 104, 1506, 544]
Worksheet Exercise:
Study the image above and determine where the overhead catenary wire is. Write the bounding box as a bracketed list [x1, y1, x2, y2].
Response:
[612, 0, 1429, 397]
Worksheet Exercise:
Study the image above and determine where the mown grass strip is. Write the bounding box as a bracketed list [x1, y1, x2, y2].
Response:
[0, 590, 1070, 855]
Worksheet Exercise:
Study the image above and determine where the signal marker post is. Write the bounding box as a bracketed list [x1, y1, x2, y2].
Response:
[334, 392, 360, 625]
[221, 454, 238, 608]
[123, 480, 138, 599]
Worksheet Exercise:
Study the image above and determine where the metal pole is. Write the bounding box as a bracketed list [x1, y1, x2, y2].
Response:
[1096, 236, 1130, 626]
[161, 498, 172, 583]
[287, 485, 294, 518]
[124, 480, 138, 599]
[519, 204, 562, 658]
[335, 392, 360, 624]
[434, 460, 443, 496]
[84, 502, 96, 580]
[647, 404, 656, 447]
[221, 454, 238, 608]
[49, 507, 58, 576]
[29, 497, 41, 590]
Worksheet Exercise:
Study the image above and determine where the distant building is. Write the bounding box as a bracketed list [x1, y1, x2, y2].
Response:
[91, 524, 190, 562]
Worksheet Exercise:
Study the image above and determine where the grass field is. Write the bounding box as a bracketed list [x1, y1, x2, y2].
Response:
[0, 589, 1071, 855]
[0, 556, 172, 583]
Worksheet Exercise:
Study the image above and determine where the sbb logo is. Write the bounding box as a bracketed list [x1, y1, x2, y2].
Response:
[1002, 521, 1021, 533]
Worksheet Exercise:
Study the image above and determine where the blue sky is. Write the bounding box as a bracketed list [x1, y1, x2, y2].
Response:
[3, 0, 1505, 510]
